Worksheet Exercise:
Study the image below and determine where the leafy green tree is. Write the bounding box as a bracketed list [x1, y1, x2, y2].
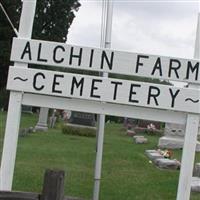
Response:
[0, 0, 20, 91]
[0, 0, 81, 108]
[32, 0, 80, 42]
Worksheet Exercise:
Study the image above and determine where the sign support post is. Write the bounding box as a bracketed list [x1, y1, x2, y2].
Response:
[176, 12, 200, 200]
[93, 1, 113, 200]
[176, 114, 199, 200]
[0, 0, 36, 190]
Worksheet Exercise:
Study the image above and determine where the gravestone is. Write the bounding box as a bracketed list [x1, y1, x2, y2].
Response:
[22, 105, 33, 114]
[35, 107, 49, 131]
[68, 111, 96, 128]
[123, 118, 138, 129]
[134, 135, 148, 144]
[191, 177, 200, 192]
[158, 123, 200, 152]
[145, 149, 164, 162]
[49, 109, 57, 128]
[193, 163, 200, 177]
[155, 158, 180, 170]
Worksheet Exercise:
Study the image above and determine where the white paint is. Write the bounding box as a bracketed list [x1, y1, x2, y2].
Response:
[93, 1, 113, 200]
[0, 0, 37, 190]
[11, 38, 200, 84]
[176, 114, 200, 200]
[0, 92, 22, 190]
[176, 12, 200, 200]
[7, 66, 200, 114]
[22, 93, 187, 125]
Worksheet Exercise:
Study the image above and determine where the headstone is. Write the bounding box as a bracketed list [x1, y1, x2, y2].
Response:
[193, 163, 200, 177]
[145, 150, 164, 162]
[123, 118, 138, 129]
[127, 130, 136, 136]
[155, 158, 180, 170]
[191, 177, 200, 192]
[35, 107, 49, 131]
[68, 111, 96, 127]
[62, 110, 71, 122]
[158, 123, 200, 152]
[135, 136, 148, 144]
[22, 105, 33, 114]
[49, 109, 57, 128]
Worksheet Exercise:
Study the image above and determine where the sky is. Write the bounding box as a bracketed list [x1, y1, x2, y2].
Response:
[68, 0, 199, 59]
[67, 0, 199, 87]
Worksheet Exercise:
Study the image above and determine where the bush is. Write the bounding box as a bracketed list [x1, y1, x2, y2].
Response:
[62, 124, 96, 137]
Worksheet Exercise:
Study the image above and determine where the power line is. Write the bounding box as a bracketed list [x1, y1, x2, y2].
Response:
[0, 2, 18, 36]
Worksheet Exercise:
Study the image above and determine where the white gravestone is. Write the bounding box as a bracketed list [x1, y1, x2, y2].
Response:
[35, 107, 49, 131]
[158, 123, 200, 152]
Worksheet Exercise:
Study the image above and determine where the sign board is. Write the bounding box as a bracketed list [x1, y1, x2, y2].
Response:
[1, 2, 200, 200]
[11, 38, 200, 84]
[7, 66, 200, 114]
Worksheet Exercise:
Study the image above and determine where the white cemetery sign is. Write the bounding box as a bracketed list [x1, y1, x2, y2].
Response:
[7, 66, 200, 114]
[0, 1, 200, 200]
[11, 38, 200, 84]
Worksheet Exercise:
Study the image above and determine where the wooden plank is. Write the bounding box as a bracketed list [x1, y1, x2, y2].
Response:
[0, 0, 37, 190]
[11, 38, 200, 84]
[22, 93, 187, 124]
[0, 92, 22, 190]
[0, 191, 39, 200]
[7, 66, 200, 114]
[40, 169, 65, 200]
[176, 114, 200, 200]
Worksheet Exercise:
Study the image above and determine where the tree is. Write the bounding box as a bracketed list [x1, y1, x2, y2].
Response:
[0, 0, 81, 108]
[0, 0, 20, 91]
[32, 0, 80, 42]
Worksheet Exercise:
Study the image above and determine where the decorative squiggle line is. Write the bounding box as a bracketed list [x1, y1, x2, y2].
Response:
[14, 77, 28, 81]
[185, 98, 199, 103]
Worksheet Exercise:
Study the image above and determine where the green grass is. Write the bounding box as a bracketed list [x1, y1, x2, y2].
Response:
[0, 111, 200, 200]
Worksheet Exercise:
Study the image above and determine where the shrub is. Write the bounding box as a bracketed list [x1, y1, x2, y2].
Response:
[61, 124, 96, 137]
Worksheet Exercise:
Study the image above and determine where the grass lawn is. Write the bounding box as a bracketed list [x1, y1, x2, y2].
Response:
[0, 111, 200, 200]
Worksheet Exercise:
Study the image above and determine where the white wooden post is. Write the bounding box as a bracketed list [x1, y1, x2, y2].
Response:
[0, 0, 36, 190]
[93, 1, 113, 200]
[176, 115, 199, 200]
[176, 12, 200, 200]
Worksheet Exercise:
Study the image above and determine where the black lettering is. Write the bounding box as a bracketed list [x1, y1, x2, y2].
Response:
[129, 84, 141, 103]
[89, 49, 94, 67]
[69, 47, 82, 66]
[168, 59, 181, 78]
[52, 74, 64, 94]
[169, 88, 180, 108]
[186, 61, 199, 81]
[135, 55, 149, 73]
[100, 51, 114, 70]
[147, 86, 160, 106]
[53, 45, 65, 63]
[20, 41, 32, 60]
[71, 77, 84, 96]
[37, 43, 47, 62]
[90, 79, 102, 99]
[33, 72, 45, 91]
[111, 81, 123, 100]
[151, 57, 163, 76]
